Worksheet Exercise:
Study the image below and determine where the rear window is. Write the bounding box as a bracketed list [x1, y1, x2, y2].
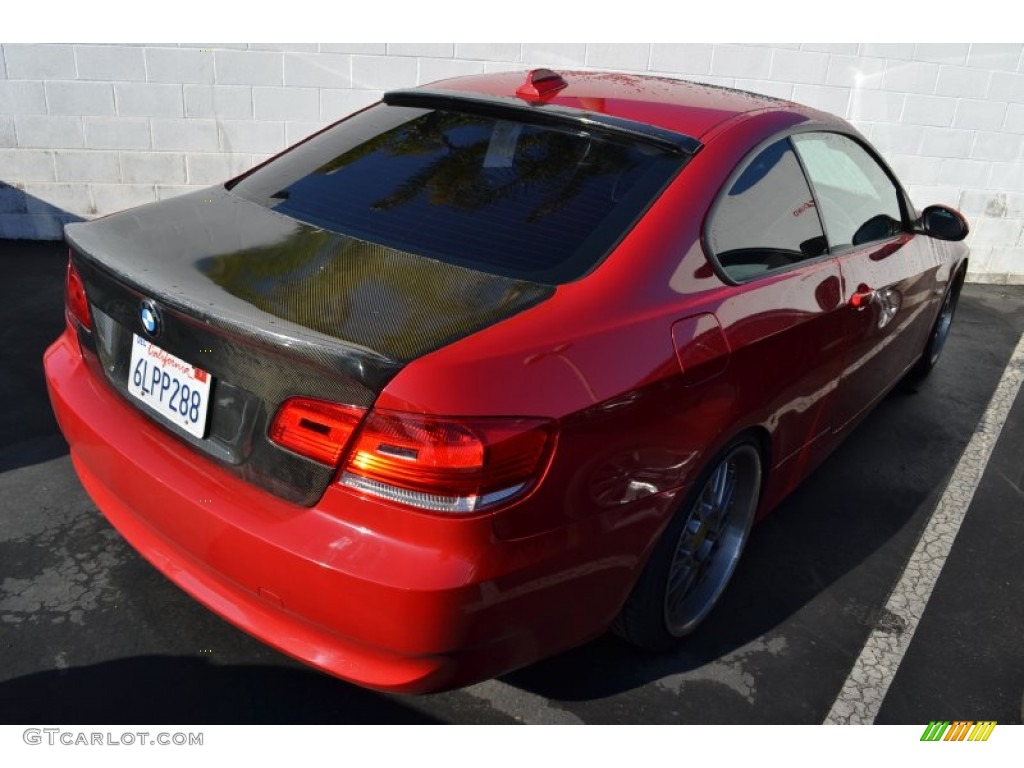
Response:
[230, 103, 683, 284]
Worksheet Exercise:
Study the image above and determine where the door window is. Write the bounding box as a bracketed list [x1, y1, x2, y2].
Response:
[791, 132, 903, 251]
[706, 138, 827, 282]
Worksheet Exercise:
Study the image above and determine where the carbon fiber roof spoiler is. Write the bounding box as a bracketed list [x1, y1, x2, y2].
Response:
[383, 88, 704, 157]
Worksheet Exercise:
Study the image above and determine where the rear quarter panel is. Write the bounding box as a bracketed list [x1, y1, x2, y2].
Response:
[378, 108, 848, 543]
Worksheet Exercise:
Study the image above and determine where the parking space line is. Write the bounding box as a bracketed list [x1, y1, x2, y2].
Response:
[825, 332, 1024, 725]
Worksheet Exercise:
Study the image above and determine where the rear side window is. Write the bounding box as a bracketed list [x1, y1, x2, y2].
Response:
[791, 132, 903, 250]
[706, 138, 827, 282]
[231, 104, 683, 284]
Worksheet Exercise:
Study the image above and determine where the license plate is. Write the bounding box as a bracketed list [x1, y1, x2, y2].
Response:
[128, 334, 212, 438]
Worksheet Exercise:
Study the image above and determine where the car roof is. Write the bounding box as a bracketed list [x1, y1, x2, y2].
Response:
[415, 69, 818, 140]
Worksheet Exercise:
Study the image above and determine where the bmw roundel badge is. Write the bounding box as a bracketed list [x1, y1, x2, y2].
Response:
[140, 300, 161, 337]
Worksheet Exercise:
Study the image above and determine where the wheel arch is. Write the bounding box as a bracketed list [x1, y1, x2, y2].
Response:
[612, 426, 768, 649]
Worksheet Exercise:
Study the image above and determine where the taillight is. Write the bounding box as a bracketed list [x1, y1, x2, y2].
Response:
[269, 398, 366, 466]
[65, 252, 91, 330]
[339, 410, 554, 514]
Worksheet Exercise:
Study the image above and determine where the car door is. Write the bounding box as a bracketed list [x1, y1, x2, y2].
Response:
[703, 136, 847, 483]
[791, 132, 939, 433]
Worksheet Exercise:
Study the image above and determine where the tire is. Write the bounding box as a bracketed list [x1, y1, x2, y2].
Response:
[910, 271, 963, 381]
[614, 438, 763, 652]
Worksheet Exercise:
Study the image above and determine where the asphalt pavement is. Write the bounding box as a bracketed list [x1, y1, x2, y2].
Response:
[1, 239, 1021, 725]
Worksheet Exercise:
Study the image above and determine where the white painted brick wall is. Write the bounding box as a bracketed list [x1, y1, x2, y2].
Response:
[319, 88, 379, 121]
[14, 114, 84, 147]
[939, 159, 989, 187]
[75, 45, 146, 82]
[990, 162, 1024, 190]
[184, 85, 252, 120]
[83, 116, 150, 149]
[284, 53, 352, 89]
[1004, 103, 1024, 132]
[387, 43, 454, 59]
[285, 121, 324, 145]
[417, 57, 484, 83]
[215, 50, 282, 86]
[711, 45, 772, 79]
[849, 90, 904, 122]
[351, 55, 417, 90]
[45, 81, 115, 116]
[253, 86, 319, 121]
[988, 72, 1024, 102]
[920, 127, 973, 158]
[826, 56, 886, 89]
[121, 152, 186, 185]
[913, 44, 970, 66]
[185, 153, 254, 185]
[967, 44, 1023, 70]
[585, 43, 650, 71]
[860, 44, 916, 60]
[902, 94, 956, 127]
[1, 42, 1022, 283]
[0, 81, 47, 114]
[215, 120, 285, 154]
[1, 148, 56, 181]
[649, 44, 712, 75]
[456, 43, 521, 62]
[146, 47, 215, 84]
[114, 83, 184, 117]
[522, 44, 587, 68]
[953, 99, 1007, 131]
[4, 45, 76, 80]
[770, 49, 829, 84]
[0, 116, 13, 148]
[250, 44, 318, 53]
[55, 150, 120, 183]
[150, 118, 220, 152]
[91, 183, 157, 216]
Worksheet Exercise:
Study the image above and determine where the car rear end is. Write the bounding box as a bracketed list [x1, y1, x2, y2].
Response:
[45, 77, 699, 691]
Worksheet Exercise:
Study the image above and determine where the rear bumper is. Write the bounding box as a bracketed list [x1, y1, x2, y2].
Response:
[44, 329, 660, 692]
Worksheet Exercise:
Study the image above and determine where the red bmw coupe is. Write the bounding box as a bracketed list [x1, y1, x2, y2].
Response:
[45, 69, 969, 693]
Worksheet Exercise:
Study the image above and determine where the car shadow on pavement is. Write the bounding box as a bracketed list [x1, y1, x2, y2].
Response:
[0, 434, 68, 474]
[1, 239, 69, 472]
[0, 656, 439, 724]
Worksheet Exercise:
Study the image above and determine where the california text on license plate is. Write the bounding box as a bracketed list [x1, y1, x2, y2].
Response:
[128, 334, 212, 438]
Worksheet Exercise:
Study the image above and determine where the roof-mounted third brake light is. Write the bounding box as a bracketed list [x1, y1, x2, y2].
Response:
[516, 68, 568, 100]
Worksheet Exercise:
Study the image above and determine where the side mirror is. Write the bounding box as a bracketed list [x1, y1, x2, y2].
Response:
[919, 205, 969, 242]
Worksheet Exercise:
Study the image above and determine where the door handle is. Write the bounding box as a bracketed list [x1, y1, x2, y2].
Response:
[850, 285, 875, 309]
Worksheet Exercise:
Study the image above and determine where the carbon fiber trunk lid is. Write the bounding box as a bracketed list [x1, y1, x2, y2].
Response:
[66, 187, 553, 505]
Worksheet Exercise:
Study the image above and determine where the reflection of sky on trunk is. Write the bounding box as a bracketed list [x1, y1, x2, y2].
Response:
[246, 238, 340, 299]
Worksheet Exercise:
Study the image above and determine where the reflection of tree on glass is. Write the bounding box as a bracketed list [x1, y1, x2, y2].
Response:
[337, 112, 637, 223]
[231, 105, 680, 282]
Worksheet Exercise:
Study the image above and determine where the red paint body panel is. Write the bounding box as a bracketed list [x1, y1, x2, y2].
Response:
[671, 314, 730, 385]
[45, 327, 674, 692]
[44, 70, 970, 691]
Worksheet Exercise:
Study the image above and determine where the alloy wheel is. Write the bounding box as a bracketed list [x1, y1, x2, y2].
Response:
[663, 443, 761, 636]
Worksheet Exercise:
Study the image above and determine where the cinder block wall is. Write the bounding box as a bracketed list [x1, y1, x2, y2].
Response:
[1, 43, 1021, 283]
